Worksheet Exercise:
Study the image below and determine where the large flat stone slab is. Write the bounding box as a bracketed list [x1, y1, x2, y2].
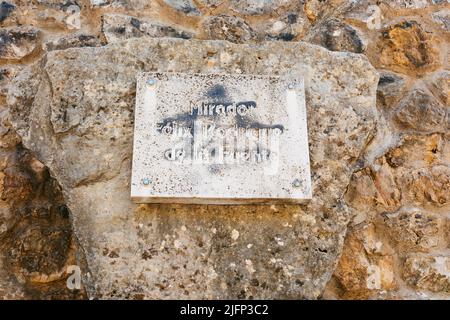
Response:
[131, 72, 311, 204]
[8, 38, 378, 299]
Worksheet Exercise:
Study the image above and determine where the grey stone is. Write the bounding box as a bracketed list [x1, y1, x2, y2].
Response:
[263, 12, 309, 41]
[0, 26, 40, 60]
[308, 19, 367, 54]
[0, 65, 22, 97]
[90, 0, 154, 9]
[403, 254, 450, 292]
[8, 38, 378, 299]
[197, 0, 224, 7]
[202, 15, 256, 43]
[344, 2, 383, 30]
[230, 0, 295, 15]
[102, 13, 194, 43]
[432, 9, 450, 31]
[90, 0, 111, 6]
[131, 72, 312, 204]
[377, 71, 408, 110]
[384, 209, 443, 251]
[163, 0, 200, 16]
[44, 34, 102, 51]
[426, 71, 449, 106]
[0, 1, 15, 24]
[385, 0, 429, 9]
[395, 88, 447, 133]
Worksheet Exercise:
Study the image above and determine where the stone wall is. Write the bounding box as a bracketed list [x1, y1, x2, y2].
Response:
[0, 0, 448, 299]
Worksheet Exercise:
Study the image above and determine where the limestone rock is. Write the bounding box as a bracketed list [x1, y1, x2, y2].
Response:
[432, 9, 450, 31]
[0, 1, 15, 24]
[263, 12, 309, 41]
[426, 71, 449, 106]
[378, 21, 441, 75]
[377, 71, 409, 110]
[385, 0, 429, 9]
[395, 88, 447, 133]
[102, 13, 194, 43]
[333, 224, 396, 299]
[0, 26, 40, 60]
[346, 133, 450, 216]
[62, 4, 81, 30]
[163, 0, 200, 16]
[0, 65, 22, 98]
[345, 159, 402, 214]
[400, 165, 450, 207]
[403, 254, 450, 293]
[384, 209, 444, 252]
[0, 145, 87, 299]
[344, 2, 383, 30]
[197, 0, 224, 7]
[308, 19, 367, 53]
[90, 0, 153, 9]
[7, 38, 379, 299]
[202, 15, 256, 43]
[44, 34, 102, 51]
[230, 0, 295, 16]
[303, 0, 346, 23]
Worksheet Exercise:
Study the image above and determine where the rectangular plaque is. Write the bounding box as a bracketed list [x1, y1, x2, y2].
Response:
[131, 72, 312, 204]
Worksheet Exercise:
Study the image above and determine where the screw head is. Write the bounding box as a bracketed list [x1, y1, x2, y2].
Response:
[147, 79, 156, 86]
[288, 83, 295, 90]
[142, 178, 151, 185]
[292, 179, 301, 188]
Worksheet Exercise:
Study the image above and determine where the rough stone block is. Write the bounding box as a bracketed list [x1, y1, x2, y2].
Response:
[8, 38, 378, 299]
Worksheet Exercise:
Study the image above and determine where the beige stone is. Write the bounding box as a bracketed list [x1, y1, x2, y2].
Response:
[8, 38, 378, 299]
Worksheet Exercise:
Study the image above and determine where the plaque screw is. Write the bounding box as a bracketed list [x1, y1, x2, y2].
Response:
[147, 79, 156, 86]
[292, 179, 301, 188]
[142, 178, 151, 185]
[288, 83, 295, 90]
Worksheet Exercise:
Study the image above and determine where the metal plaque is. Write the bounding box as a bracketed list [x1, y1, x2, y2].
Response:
[131, 72, 311, 204]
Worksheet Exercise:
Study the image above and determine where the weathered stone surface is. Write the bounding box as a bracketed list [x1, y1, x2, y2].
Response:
[303, 0, 348, 23]
[0, 27, 40, 60]
[102, 13, 193, 43]
[0, 65, 22, 97]
[432, 9, 450, 31]
[333, 223, 396, 299]
[90, 0, 153, 9]
[395, 88, 447, 133]
[378, 21, 441, 75]
[263, 12, 309, 41]
[202, 15, 256, 43]
[197, 0, 224, 7]
[44, 34, 102, 51]
[426, 71, 449, 106]
[163, 0, 200, 16]
[62, 4, 81, 30]
[0, 1, 15, 24]
[0, 145, 87, 299]
[13, 1, 83, 30]
[385, 0, 429, 9]
[403, 254, 450, 293]
[400, 165, 450, 207]
[230, 0, 295, 15]
[384, 209, 444, 252]
[308, 19, 367, 53]
[345, 158, 402, 214]
[377, 71, 409, 110]
[346, 133, 450, 215]
[344, 2, 383, 30]
[8, 38, 378, 299]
